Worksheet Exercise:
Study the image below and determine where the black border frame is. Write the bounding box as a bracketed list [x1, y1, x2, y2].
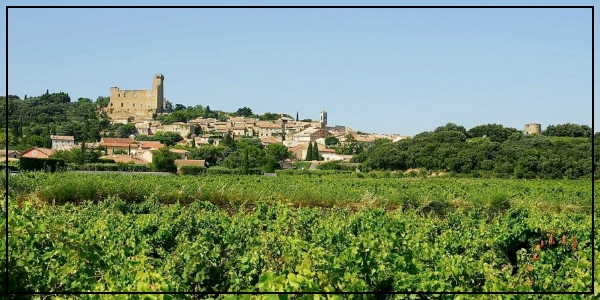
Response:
[4, 4, 595, 298]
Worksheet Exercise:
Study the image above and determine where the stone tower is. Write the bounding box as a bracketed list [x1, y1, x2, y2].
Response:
[524, 123, 541, 135]
[152, 74, 165, 113]
[320, 110, 327, 130]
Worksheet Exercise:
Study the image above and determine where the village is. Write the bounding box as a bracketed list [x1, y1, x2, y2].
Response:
[9, 74, 411, 171]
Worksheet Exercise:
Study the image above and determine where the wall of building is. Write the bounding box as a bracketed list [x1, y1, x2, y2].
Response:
[106, 74, 166, 121]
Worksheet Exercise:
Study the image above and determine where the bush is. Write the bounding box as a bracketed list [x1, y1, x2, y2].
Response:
[19, 157, 65, 172]
[97, 158, 116, 164]
[206, 167, 241, 175]
[66, 163, 152, 172]
[179, 166, 207, 175]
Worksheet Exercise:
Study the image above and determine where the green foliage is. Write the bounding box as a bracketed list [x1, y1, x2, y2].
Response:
[179, 165, 207, 175]
[107, 123, 136, 138]
[50, 148, 102, 165]
[67, 163, 152, 172]
[236, 106, 254, 117]
[543, 123, 591, 138]
[357, 123, 592, 179]
[306, 142, 313, 161]
[265, 143, 291, 161]
[19, 157, 65, 172]
[312, 142, 320, 161]
[4, 181, 594, 293]
[259, 112, 292, 121]
[151, 148, 178, 172]
[325, 136, 340, 147]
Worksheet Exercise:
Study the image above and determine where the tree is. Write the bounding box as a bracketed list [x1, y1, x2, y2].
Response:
[312, 142, 319, 161]
[306, 142, 313, 161]
[543, 123, 592, 138]
[152, 147, 178, 172]
[174, 104, 187, 111]
[265, 143, 291, 162]
[222, 131, 234, 147]
[165, 100, 174, 112]
[236, 107, 253, 117]
[325, 136, 339, 147]
[95, 96, 110, 108]
[153, 131, 183, 146]
[242, 147, 249, 175]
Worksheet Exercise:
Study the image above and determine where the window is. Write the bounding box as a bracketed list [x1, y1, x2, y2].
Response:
[133, 103, 135, 107]
[133, 93, 136, 98]
[118, 94, 120, 97]
[124, 93, 126, 97]
[121, 103, 123, 107]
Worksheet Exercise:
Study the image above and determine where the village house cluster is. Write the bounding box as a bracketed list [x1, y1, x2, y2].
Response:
[15, 74, 412, 167]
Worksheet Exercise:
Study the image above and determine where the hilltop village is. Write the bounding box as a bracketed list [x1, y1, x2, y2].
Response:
[14, 74, 411, 168]
[6, 73, 587, 180]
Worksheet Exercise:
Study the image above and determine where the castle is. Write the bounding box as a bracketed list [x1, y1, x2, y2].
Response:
[104, 74, 167, 122]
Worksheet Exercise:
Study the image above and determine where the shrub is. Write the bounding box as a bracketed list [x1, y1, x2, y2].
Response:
[97, 158, 116, 164]
[179, 166, 207, 175]
[19, 157, 65, 172]
[206, 167, 241, 175]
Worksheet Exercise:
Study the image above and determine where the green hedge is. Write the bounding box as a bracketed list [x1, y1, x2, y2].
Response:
[179, 166, 207, 175]
[67, 163, 152, 172]
[19, 157, 65, 172]
[97, 158, 116, 164]
[205, 167, 241, 175]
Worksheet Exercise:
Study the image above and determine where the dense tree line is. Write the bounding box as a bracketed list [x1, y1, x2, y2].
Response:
[180, 135, 292, 173]
[1, 93, 110, 150]
[353, 123, 593, 179]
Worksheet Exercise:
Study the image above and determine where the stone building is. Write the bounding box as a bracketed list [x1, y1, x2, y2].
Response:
[105, 74, 167, 122]
[524, 123, 541, 135]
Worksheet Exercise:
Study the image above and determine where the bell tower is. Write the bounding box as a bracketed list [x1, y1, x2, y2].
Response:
[320, 109, 327, 130]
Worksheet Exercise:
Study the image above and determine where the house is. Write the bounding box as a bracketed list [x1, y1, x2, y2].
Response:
[170, 149, 190, 160]
[288, 143, 334, 161]
[260, 136, 281, 146]
[134, 122, 152, 135]
[292, 127, 330, 143]
[99, 154, 149, 165]
[258, 124, 283, 138]
[99, 137, 137, 155]
[21, 147, 56, 159]
[50, 135, 76, 150]
[323, 153, 353, 162]
[1, 149, 21, 162]
[231, 126, 250, 137]
[154, 122, 198, 139]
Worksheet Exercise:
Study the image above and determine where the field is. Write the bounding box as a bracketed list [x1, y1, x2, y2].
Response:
[3, 172, 597, 298]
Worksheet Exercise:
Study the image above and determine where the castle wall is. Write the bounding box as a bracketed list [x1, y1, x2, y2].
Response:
[106, 74, 165, 121]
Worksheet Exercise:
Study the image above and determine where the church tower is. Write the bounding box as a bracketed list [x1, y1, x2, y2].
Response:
[320, 110, 327, 130]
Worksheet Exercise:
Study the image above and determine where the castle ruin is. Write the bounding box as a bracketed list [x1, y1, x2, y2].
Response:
[524, 123, 541, 135]
[104, 74, 167, 122]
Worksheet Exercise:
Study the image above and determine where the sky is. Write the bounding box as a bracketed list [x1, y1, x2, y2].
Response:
[4, 1, 596, 136]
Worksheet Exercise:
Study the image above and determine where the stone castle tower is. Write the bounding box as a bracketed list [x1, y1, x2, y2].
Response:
[105, 73, 167, 122]
[524, 123, 541, 135]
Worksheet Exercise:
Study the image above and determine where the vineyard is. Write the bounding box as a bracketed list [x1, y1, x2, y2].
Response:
[3, 172, 597, 298]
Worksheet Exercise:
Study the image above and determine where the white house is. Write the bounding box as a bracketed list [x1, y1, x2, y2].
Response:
[50, 135, 76, 150]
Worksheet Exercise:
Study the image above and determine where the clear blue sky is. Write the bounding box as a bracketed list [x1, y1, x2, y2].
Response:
[4, 1, 596, 136]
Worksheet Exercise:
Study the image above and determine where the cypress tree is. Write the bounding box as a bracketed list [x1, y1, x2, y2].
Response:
[306, 142, 313, 161]
[312, 142, 319, 161]
[243, 147, 249, 175]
